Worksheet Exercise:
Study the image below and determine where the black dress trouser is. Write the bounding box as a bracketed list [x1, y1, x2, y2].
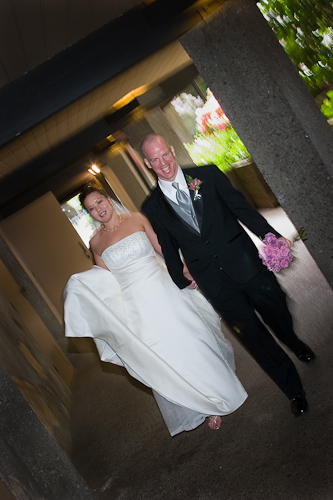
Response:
[209, 267, 304, 399]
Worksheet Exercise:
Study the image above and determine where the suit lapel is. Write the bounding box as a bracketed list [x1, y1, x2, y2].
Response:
[189, 189, 203, 232]
[185, 170, 206, 234]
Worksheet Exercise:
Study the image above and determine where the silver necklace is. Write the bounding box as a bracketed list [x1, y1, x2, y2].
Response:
[102, 215, 122, 232]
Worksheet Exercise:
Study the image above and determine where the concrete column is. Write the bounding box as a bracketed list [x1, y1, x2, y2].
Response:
[181, 0, 333, 286]
[0, 363, 95, 500]
[101, 144, 150, 211]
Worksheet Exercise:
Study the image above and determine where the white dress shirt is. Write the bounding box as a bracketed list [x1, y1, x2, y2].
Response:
[158, 166, 190, 205]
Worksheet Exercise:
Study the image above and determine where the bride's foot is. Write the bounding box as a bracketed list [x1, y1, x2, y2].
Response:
[208, 415, 222, 430]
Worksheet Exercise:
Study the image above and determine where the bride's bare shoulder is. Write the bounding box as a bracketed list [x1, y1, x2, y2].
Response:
[89, 227, 103, 249]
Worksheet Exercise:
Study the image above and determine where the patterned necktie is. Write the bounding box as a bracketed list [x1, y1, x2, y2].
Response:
[172, 182, 199, 231]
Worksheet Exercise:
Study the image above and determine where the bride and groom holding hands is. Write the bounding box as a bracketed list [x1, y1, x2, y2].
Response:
[64, 133, 315, 435]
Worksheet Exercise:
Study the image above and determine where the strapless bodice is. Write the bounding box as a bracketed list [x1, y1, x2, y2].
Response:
[101, 231, 158, 287]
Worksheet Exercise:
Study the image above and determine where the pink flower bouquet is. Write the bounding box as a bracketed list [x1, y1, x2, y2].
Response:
[259, 232, 293, 272]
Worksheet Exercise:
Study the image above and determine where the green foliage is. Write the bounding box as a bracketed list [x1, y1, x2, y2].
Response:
[171, 88, 251, 173]
[258, 0, 333, 96]
[294, 226, 308, 241]
[185, 126, 250, 173]
[321, 89, 333, 118]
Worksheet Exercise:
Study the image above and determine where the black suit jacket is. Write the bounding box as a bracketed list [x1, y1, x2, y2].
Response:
[142, 165, 281, 299]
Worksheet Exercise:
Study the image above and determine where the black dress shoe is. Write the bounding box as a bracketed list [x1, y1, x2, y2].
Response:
[290, 391, 309, 417]
[295, 344, 316, 363]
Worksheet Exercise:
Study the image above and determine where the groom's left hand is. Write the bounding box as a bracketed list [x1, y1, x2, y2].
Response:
[278, 236, 293, 248]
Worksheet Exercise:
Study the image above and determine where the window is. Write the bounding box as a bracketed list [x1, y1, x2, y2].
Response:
[61, 194, 99, 247]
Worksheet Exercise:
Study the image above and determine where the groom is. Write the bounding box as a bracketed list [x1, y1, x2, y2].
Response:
[141, 133, 315, 417]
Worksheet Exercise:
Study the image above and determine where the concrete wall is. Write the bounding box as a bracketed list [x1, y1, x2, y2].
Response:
[0, 260, 74, 386]
[0, 192, 92, 317]
[0, 288, 72, 453]
[0, 358, 95, 500]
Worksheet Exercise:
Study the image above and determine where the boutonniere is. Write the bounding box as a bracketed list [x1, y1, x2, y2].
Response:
[185, 175, 203, 200]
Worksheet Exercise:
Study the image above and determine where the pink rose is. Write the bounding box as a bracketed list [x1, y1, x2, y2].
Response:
[279, 245, 290, 256]
[263, 233, 276, 245]
[261, 247, 270, 256]
[259, 232, 294, 273]
[271, 247, 281, 256]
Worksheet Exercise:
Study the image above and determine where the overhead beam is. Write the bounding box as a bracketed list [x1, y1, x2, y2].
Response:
[0, 64, 198, 219]
[0, 0, 218, 148]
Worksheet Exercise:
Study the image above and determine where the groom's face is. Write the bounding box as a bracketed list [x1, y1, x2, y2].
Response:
[143, 137, 178, 182]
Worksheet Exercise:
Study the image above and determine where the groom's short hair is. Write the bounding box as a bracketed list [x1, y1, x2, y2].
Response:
[141, 134, 169, 158]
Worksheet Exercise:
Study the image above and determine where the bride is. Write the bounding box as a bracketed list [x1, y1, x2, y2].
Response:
[64, 185, 247, 436]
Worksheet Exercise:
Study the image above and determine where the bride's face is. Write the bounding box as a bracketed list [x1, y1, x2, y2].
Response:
[84, 192, 113, 222]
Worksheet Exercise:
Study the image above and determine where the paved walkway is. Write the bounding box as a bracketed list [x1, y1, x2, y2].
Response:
[70, 207, 333, 499]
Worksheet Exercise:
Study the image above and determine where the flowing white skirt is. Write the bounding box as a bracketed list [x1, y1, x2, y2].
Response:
[64, 232, 247, 435]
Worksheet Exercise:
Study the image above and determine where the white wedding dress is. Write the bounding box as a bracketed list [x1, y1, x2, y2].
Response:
[64, 231, 247, 435]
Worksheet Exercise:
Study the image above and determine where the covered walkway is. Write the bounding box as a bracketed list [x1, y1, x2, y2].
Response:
[70, 207, 333, 499]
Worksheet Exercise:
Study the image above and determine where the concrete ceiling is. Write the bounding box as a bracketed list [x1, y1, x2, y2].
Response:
[0, 0, 222, 218]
